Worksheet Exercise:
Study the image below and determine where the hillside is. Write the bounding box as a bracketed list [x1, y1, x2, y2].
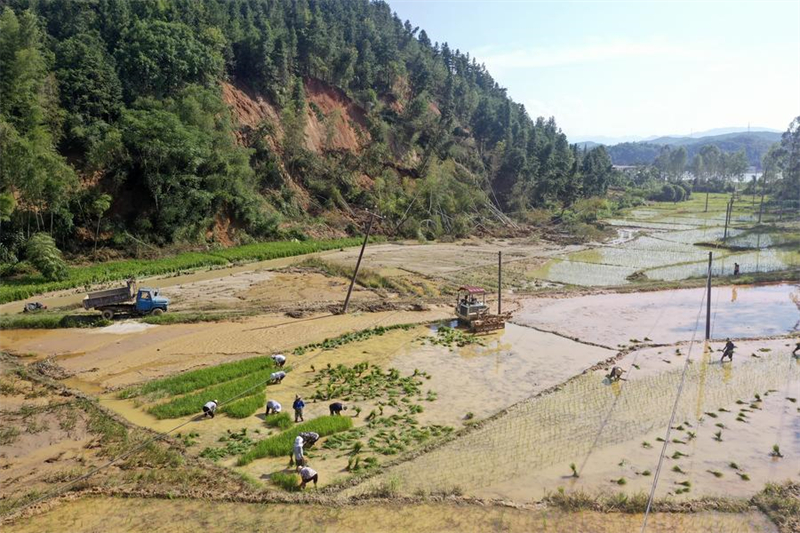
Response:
[607, 131, 781, 168]
[0, 0, 621, 262]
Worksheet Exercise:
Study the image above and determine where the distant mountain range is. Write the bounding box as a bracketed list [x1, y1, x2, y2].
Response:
[573, 129, 783, 168]
[572, 126, 782, 146]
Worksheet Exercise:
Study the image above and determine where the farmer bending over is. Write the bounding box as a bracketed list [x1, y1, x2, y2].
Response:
[329, 402, 347, 416]
[271, 370, 287, 384]
[272, 353, 286, 367]
[299, 466, 318, 489]
[293, 395, 305, 422]
[265, 399, 282, 416]
[202, 399, 218, 418]
[293, 435, 305, 467]
[721, 339, 735, 362]
[606, 366, 624, 382]
[300, 431, 320, 449]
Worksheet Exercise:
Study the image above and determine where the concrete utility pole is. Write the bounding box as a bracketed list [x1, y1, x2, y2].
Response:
[497, 251, 502, 314]
[705, 251, 712, 340]
[723, 197, 733, 242]
[342, 211, 378, 314]
[758, 166, 767, 224]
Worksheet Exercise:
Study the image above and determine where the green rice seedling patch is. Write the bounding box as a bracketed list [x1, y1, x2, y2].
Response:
[199, 428, 256, 461]
[121, 356, 278, 399]
[0, 314, 111, 330]
[419, 326, 484, 348]
[264, 412, 293, 430]
[270, 471, 301, 492]
[220, 392, 265, 419]
[238, 416, 353, 465]
[529, 259, 636, 287]
[147, 369, 278, 419]
[292, 324, 415, 356]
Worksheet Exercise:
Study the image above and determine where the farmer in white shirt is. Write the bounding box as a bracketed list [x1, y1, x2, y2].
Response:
[265, 399, 282, 416]
[202, 399, 218, 418]
[293, 435, 305, 467]
[271, 371, 287, 384]
[299, 466, 318, 489]
[271, 354, 286, 368]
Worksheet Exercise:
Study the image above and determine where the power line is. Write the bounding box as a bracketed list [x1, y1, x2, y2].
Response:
[641, 284, 708, 533]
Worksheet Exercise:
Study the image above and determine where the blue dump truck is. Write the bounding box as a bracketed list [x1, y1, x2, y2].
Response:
[83, 279, 169, 320]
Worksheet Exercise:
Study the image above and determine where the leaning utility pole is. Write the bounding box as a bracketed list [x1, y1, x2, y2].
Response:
[723, 197, 733, 242]
[705, 252, 712, 340]
[342, 211, 377, 314]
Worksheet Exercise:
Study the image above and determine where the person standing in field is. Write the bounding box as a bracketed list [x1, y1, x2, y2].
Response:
[792, 341, 800, 357]
[329, 402, 347, 415]
[721, 339, 735, 362]
[293, 435, 305, 467]
[271, 354, 286, 367]
[265, 399, 282, 416]
[271, 370, 287, 383]
[299, 466, 318, 489]
[202, 399, 218, 418]
[293, 395, 305, 422]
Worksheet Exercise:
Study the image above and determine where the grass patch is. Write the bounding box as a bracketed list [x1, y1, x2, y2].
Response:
[0, 238, 365, 305]
[220, 391, 265, 419]
[142, 311, 256, 325]
[0, 314, 110, 330]
[0, 426, 20, 445]
[237, 416, 353, 465]
[753, 482, 800, 533]
[264, 412, 293, 430]
[121, 356, 278, 399]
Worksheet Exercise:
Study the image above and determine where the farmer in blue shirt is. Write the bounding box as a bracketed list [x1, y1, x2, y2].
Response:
[293, 395, 305, 422]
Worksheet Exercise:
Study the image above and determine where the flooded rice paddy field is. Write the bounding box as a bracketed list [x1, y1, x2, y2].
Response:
[517, 283, 800, 347]
[529, 195, 799, 287]
[4, 497, 777, 533]
[345, 338, 800, 502]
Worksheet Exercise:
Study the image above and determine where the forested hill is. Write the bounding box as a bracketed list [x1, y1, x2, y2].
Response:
[606, 131, 781, 168]
[0, 0, 617, 256]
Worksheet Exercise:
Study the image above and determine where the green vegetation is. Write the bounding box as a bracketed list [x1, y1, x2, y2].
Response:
[0, 313, 110, 330]
[220, 392, 266, 419]
[238, 416, 353, 465]
[270, 471, 301, 492]
[292, 324, 415, 356]
[25, 234, 68, 281]
[147, 369, 277, 419]
[298, 257, 421, 296]
[121, 357, 278, 400]
[199, 428, 256, 461]
[753, 482, 800, 533]
[264, 412, 293, 430]
[0, 237, 362, 304]
[421, 326, 485, 348]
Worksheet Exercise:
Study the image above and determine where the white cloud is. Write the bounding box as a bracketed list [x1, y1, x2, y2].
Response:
[474, 38, 702, 71]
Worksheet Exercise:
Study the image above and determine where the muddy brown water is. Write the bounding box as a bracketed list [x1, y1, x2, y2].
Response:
[346, 338, 800, 502]
[517, 283, 800, 348]
[3, 497, 777, 533]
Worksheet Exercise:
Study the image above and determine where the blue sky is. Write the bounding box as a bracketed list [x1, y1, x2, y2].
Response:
[385, 0, 800, 141]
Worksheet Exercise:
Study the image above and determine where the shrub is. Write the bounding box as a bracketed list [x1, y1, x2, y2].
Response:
[238, 415, 353, 465]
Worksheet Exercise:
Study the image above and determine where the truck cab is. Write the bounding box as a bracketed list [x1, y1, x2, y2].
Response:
[135, 288, 169, 315]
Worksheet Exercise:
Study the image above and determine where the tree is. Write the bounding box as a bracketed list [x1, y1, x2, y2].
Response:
[581, 146, 613, 197]
[92, 193, 112, 253]
[26, 232, 68, 281]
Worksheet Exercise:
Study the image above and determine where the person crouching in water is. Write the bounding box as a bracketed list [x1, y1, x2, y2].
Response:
[329, 402, 347, 416]
[202, 399, 218, 418]
[721, 339, 735, 362]
[606, 366, 625, 382]
[299, 466, 318, 489]
[265, 399, 282, 416]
